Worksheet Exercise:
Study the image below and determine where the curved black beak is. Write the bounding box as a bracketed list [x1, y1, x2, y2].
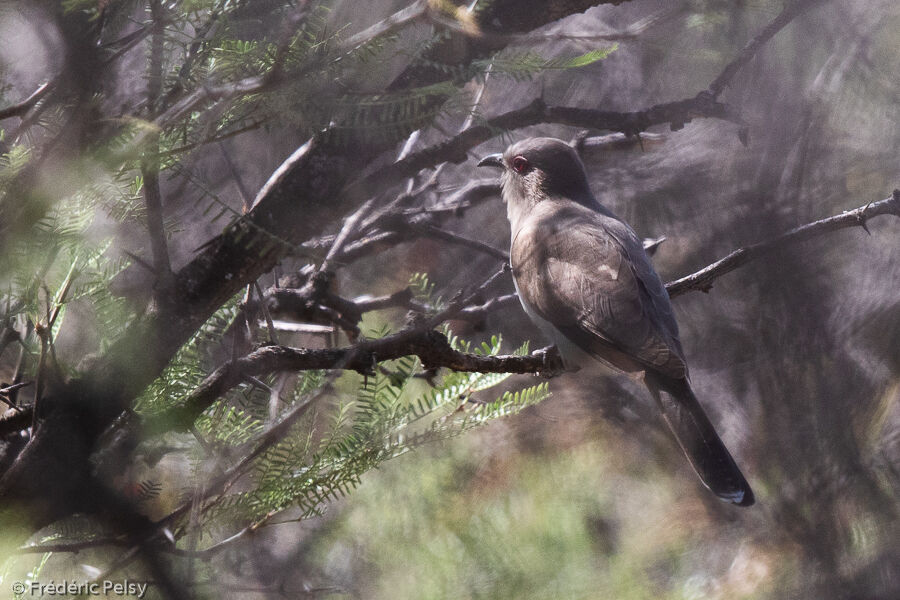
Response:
[476, 153, 504, 169]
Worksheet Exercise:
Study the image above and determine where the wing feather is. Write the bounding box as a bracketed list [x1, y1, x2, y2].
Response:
[511, 201, 685, 379]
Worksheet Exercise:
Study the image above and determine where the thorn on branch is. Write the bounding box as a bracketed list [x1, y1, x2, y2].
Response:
[857, 206, 872, 235]
[665, 192, 900, 298]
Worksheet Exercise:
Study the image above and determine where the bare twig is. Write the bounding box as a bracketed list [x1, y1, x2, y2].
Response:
[158, 120, 265, 158]
[254, 282, 279, 345]
[666, 192, 900, 297]
[0, 381, 32, 397]
[319, 198, 378, 274]
[0, 82, 51, 121]
[414, 223, 509, 260]
[708, 0, 820, 98]
[302, 180, 501, 264]
[457, 293, 520, 321]
[220, 143, 255, 212]
[345, 0, 429, 49]
[166, 511, 278, 559]
[352, 288, 428, 314]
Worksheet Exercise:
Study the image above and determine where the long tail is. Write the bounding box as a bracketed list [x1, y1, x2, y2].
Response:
[645, 374, 754, 506]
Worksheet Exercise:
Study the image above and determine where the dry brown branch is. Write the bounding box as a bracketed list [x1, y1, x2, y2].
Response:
[666, 192, 900, 297]
[148, 329, 563, 435]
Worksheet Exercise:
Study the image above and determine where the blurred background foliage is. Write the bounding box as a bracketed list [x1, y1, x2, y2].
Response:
[1, 0, 899, 598]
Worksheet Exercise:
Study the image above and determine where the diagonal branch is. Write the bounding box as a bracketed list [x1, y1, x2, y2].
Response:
[345, 0, 429, 49]
[665, 191, 900, 297]
[708, 0, 821, 98]
[0, 82, 52, 121]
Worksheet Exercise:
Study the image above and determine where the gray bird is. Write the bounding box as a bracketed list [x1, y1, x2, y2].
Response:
[478, 137, 754, 506]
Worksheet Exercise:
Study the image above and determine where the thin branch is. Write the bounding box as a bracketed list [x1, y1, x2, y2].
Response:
[414, 223, 509, 260]
[254, 282, 279, 345]
[0, 82, 51, 121]
[166, 511, 277, 559]
[159, 10, 220, 110]
[665, 192, 900, 297]
[457, 293, 519, 321]
[258, 283, 427, 338]
[303, 180, 501, 264]
[219, 143, 255, 213]
[157, 120, 265, 158]
[352, 288, 428, 314]
[345, 0, 429, 49]
[708, 0, 819, 98]
[423, 264, 511, 328]
[574, 131, 666, 154]
[319, 198, 378, 274]
[0, 381, 32, 397]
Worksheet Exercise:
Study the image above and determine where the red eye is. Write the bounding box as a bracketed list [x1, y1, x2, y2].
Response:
[512, 155, 529, 174]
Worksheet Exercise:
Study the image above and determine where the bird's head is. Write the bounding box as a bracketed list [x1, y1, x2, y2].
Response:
[477, 137, 595, 220]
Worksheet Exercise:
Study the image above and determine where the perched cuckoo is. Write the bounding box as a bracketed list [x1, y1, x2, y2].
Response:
[478, 137, 754, 506]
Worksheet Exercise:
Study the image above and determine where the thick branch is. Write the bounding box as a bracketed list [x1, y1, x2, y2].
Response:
[149, 329, 563, 434]
[348, 94, 737, 202]
[666, 192, 900, 297]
